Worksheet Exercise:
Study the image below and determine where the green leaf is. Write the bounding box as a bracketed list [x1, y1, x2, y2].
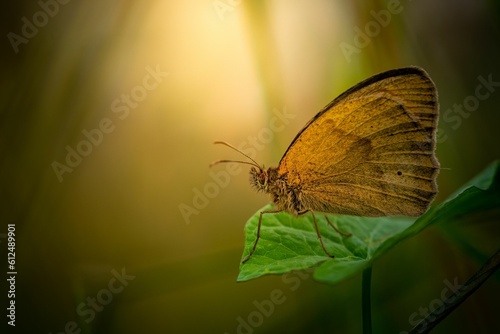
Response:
[237, 160, 500, 283]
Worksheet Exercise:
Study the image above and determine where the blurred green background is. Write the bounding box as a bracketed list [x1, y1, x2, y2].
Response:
[1, 1, 499, 333]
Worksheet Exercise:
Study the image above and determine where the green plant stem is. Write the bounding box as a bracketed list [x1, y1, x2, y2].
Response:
[408, 248, 500, 333]
[362, 266, 372, 334]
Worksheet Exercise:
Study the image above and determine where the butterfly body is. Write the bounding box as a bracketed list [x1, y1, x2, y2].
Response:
[213, 66, 440, 262]
[250, 166, 305, 215]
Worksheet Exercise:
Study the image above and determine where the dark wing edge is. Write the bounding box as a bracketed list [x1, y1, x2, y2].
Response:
[279, 66, 434, 165]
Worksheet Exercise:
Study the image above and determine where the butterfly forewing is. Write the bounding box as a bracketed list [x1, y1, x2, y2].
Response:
[278, 67, 439, 216]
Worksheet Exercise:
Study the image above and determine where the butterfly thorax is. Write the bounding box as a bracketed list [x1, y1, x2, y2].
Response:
[249, 167, 304, 215]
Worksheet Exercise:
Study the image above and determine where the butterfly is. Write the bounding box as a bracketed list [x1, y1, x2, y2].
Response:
[211, 66, 439, 263]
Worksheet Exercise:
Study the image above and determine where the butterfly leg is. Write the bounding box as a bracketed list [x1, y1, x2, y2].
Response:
[324, 215, 352, 237]
[299, 209, 335, 259]
[241, 209, 282, 263]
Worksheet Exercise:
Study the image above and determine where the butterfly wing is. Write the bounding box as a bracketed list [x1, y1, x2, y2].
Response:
[278, 67, 439, 216]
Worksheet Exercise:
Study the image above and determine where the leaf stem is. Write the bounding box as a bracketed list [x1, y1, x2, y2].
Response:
[362, 266, 372, 334]
[408, 248, 500, 333]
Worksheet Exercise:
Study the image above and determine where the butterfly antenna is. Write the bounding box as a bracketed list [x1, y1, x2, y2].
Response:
[209, 159, 260, 168]
[210, 141, 261, 168]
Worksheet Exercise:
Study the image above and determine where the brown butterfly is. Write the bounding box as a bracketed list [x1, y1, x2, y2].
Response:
[212, 66, 439, 263]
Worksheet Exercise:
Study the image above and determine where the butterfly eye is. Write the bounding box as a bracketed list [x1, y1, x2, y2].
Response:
[258, 173, 267, 186]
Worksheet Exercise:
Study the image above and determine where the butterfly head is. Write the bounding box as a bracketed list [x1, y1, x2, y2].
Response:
[211, 141, 273, 193]
[210, 141, 279, 194]
[249, 167, 269, 192]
